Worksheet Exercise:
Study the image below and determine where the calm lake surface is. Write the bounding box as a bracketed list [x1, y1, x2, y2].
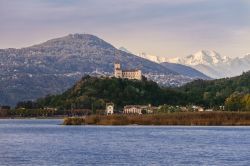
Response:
[0, 119, 250, 166]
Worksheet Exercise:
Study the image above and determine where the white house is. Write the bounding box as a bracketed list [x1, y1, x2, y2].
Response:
[106, 103, 114, 115]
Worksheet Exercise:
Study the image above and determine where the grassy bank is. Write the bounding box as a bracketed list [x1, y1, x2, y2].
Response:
[63, 112, 250, 126]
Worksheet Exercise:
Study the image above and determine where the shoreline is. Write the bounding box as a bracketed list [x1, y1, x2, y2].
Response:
[0, 117, 66, 119]
[2, 112, 250, 126]
[63, 112, 250, 126]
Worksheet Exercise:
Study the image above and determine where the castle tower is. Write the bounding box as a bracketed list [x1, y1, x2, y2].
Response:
[114, 63, 120, 70]
[114, 63, 122, 78]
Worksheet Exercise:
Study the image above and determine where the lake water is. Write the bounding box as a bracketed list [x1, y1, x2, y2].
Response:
[0, 120, 250, 166]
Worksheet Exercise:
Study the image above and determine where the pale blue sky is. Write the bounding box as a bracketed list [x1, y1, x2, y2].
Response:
[0, 0, 249, 58]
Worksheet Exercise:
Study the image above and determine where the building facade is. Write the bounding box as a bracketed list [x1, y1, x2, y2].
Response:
[123, 105, 145, 114]
[114, 63, 142, 80]
[106, 103, 114, 115]
[123, 105, 157, 114]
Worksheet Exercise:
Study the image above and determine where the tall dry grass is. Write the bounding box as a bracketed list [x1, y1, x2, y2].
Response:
[63, 112, 250, 125]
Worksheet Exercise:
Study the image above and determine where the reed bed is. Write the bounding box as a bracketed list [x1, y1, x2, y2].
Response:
[63, 112, 250, 126]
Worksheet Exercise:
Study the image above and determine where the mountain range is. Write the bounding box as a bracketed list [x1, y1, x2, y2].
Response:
[0, 34, 208, 106]
[120, 49, 209, 79]
[135, 50, 250, 78]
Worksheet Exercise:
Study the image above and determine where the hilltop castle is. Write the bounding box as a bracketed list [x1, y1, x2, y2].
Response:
[114, 63, 142, 80]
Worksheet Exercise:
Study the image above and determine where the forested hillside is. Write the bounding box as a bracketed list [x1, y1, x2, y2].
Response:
[37, 76, 184, 110]
[179, 71, 250, 110]
[35, 71, 250, 111]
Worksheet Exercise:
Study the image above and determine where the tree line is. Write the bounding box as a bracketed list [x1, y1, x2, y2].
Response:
[12, 71, 250, 113]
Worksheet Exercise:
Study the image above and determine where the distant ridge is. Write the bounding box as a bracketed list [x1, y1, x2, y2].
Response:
[0, 33, 194, 106]
[160, 62, 210, 79]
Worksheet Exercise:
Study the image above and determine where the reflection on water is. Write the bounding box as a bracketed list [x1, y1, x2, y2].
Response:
[0, 119, 250, 166]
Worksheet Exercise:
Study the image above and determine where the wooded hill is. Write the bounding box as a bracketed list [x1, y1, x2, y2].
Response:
[37, 76, 184, 110]
[179, 71, 250, 109]
[36, 71, 250, 111]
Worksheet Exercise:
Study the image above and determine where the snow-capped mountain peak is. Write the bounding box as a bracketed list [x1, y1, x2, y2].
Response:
[119, 47, 168, 63]
[244, 53, 250, 59]
[137, 52, 168, 63]
[178, 50, 231, 66]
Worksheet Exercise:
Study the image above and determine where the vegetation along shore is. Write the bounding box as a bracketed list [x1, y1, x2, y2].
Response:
[63, 112, 250, 126]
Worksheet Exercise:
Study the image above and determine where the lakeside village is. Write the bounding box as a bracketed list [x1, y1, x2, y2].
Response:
[0, 63, 218, 118]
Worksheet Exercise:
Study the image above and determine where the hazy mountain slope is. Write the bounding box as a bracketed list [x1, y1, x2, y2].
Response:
[160, 62, 210, 79]
[136, 52, 168, 63]
[193, 64, 224, 79]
